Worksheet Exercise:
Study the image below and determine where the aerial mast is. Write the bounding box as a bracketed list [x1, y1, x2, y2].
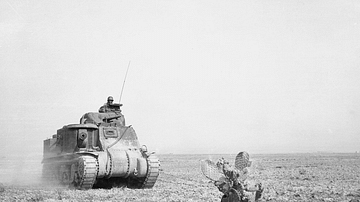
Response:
[119, 61, 131, 104]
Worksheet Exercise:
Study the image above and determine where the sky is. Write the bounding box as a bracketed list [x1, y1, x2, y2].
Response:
[1, 0, 360, 155]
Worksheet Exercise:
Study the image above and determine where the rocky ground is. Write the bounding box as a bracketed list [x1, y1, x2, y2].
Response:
[0, 153, 359, 201]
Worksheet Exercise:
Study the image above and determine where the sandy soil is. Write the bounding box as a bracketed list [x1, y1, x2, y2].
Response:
[0, 153, 359, 201]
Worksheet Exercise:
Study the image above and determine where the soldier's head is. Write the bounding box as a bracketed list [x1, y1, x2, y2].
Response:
[107, 96, 114, 104]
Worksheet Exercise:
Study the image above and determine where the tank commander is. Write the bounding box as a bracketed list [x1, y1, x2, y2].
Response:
[99, 96, 122, 113]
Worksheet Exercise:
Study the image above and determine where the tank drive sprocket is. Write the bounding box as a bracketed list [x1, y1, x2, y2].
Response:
[141, 155, 160, 188]
[71, 155, 98, 190]
[127, 154, 160, 189]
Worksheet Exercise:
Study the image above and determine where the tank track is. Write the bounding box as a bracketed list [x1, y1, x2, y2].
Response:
[73, 155, 98, 190]
[141, 155, 160, 188]
[43, 154, 159, 189]
[42, 155, 98, 190]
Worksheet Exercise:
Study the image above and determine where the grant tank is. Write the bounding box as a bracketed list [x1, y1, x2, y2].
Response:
[42, 103, 160, 189]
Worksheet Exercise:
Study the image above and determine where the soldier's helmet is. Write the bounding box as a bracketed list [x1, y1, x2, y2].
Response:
[107, 96, 114, 102]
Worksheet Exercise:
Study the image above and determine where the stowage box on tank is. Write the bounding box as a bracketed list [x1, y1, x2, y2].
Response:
[42, 103, 160, 190]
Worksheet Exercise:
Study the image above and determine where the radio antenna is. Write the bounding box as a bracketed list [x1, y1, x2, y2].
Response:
[119, 61, 131, 103]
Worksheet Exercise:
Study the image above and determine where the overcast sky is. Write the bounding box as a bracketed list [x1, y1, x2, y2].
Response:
[1, 0, 360, 155]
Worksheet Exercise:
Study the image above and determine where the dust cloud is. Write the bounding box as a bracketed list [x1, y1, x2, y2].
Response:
[0, 150, 43, 186]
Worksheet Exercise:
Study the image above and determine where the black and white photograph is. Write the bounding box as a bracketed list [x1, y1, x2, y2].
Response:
[1, 1, 360, 201]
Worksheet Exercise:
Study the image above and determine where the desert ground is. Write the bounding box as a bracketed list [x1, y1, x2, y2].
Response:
[0, 153, 359, 202]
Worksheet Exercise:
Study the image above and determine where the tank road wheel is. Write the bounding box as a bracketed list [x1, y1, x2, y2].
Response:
[71, 156, 98, 190]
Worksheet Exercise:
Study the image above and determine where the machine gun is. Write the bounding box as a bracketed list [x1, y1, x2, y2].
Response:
[200, 152, 263, 202]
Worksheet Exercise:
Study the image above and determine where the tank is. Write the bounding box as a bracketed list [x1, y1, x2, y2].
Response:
[42, 103, 160, 190]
